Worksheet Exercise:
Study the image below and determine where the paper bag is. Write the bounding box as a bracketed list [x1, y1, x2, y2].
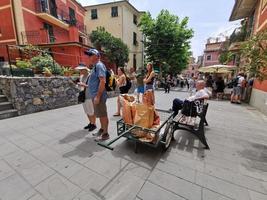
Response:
[122, 98, 134, 124]
[134, 104, 154, 128]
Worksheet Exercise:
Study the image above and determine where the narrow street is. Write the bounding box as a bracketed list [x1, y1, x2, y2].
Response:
[0, 90, 266, 200]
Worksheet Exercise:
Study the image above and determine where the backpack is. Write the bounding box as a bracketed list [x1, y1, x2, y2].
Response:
[94, 65, 116, 91]
[105, 70, 116, 91]
[232, 77, 239, 87]
[125, 77, 132, 91]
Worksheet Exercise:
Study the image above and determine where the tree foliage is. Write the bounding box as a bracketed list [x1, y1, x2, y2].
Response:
[241, 29, 267, 81]
[139, 10, 193, 73]
[90, 27, 129, 68]
[219, 51, 234, 65]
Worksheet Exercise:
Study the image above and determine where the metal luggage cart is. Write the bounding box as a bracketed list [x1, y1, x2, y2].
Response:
[97, 109, 174, 153]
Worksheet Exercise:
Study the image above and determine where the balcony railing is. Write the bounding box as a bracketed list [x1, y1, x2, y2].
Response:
[35, 0, 70, 28]
[21, 30, 60, 45]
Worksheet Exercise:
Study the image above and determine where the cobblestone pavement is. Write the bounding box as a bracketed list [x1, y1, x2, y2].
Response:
[0, 90, 266, 200]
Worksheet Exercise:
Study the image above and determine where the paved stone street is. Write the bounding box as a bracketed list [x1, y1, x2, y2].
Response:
[0, 90, 266, 200]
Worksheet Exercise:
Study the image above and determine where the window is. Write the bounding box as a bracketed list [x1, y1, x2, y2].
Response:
[40, 0, 49, 12]
[43, 23, 55, 43]
[91, 9, 97, 19]
[206, 55, 211, 61]
[79, 36, 83, 43]
[133, 54, 137, 69]
[111, 6, 118, 17]
[133, 14, 137, 25]
[69, 7, 76, 25]
[49, 0, 57, 18]
[133, 32, 137, 46]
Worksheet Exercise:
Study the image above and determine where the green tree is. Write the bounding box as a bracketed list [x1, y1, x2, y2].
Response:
[139, 10, 193, 73]
[90, 27, 129, 68]
[241, 29, 267, 81]
[219, 51, 234, 65]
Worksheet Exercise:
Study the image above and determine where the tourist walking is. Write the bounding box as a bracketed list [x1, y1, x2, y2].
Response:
[231, 72, 245, 104]
[165, 74, 171, 93]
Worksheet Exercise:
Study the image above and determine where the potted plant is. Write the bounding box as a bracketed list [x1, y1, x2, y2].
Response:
[62, 66, 74, 77]
[43, 67, 52, 77]
[50, 63, 63, 76]
[13, 59, 34, 77]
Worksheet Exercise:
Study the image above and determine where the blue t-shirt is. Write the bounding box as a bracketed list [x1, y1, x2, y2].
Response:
[88, 61, 107, 102]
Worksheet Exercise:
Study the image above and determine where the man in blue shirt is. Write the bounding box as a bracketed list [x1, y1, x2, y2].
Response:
[85, 48, 109, 141]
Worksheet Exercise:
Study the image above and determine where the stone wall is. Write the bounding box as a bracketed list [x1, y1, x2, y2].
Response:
[0, 76, 80, 115]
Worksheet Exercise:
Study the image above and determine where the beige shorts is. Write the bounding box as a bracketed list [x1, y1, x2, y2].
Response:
[82, 99, 94, 116]
[94, 101, 107, 118]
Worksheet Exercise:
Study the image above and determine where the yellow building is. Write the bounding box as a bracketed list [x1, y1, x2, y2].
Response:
[84, 0, 144, 70]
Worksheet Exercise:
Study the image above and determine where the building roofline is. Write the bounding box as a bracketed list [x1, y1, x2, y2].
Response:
[84, 0, 144, 14]
[71, 0, 87, 12]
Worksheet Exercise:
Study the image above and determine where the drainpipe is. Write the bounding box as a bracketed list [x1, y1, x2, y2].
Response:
[10, 0, 20, 45]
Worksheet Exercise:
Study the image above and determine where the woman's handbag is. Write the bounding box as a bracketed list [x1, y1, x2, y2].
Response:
[78, 90, 86, 103]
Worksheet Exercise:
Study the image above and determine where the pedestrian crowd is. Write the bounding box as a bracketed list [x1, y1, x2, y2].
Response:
[75, 48, 251, 142]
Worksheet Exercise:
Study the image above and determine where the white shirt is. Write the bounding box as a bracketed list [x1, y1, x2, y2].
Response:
[187, 89, 209, 101]
[237, 75, 245, 87]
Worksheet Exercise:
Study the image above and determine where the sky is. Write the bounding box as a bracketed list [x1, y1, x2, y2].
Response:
[77, 0, 240, 59]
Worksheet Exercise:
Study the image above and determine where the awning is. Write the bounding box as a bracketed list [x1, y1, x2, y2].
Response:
[198, 65, 236, 73]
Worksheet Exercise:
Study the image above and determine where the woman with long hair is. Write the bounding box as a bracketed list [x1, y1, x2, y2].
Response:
[143, 62, 156, 104]
[113, 67, 129, 116]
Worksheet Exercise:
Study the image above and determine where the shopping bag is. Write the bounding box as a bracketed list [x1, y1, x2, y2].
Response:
[134, 104, 154, 128]
[122, 98, 134, 124]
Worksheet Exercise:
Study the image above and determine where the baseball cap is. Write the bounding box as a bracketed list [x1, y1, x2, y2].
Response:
[84, 48, 100, 57]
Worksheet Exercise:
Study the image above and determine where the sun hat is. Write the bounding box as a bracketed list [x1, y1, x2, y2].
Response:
[75, 63, 89, 71]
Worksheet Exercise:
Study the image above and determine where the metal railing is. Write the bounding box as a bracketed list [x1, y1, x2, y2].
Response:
[21, 30, 60, 45]
[35, 0, 70, 24]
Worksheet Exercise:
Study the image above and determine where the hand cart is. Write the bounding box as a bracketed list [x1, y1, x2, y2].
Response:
[97, 109, 175, 153]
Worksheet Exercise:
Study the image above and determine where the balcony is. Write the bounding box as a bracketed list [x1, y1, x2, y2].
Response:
[35, 0, 70, 30]
[21, 30, 55, 45]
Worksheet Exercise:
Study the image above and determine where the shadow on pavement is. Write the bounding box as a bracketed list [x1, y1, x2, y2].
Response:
[59, 129, 89, 144]
[60, 129, 105, 160]
[170, 130, 206, 158]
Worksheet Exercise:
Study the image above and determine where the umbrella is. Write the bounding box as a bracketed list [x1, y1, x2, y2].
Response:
[198, 64, 236, 73]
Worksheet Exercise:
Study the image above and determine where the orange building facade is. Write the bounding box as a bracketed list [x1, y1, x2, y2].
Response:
[230, 0, 267, 114]
[0, 0, 91, 67]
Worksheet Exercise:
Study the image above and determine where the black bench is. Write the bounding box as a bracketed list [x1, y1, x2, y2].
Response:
[172, 100, 210, 149]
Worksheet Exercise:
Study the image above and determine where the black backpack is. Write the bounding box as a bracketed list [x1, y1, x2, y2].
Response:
[105, 70, 116, 91]
[94, 66, 116, 91]
[232, 77, 239, 87]
[125, 77, 132, 91]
